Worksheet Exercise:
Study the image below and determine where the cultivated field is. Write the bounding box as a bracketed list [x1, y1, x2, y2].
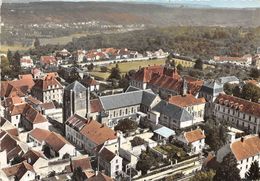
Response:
[89, 58, 165, 79]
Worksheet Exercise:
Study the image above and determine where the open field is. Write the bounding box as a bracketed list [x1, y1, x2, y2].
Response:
[40, 33, 88, 45]
[89, 58, 166, 80]
[0, 45, 31, 53]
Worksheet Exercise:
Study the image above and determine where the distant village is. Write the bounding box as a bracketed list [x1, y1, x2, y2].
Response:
[0, 46, 260, 181]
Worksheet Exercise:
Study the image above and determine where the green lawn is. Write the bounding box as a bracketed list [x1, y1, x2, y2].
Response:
[89, 58, 166, 80]
[0, 45, 31, 53]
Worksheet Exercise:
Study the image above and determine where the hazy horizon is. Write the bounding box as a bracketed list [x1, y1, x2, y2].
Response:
[3, 0, 260, 8]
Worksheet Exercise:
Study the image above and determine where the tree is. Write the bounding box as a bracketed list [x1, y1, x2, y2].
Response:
[246, 161, 260, 180]
[190, 170, 215, 181]
[136, 150, 157, 175]
[0, 56, 11, 79]
[131, 136, 146, 147]
[250, 68, 260, 79]
[213, 153, 241, 181]
[100, 66, 108, 72]
[62, 153, 71, 159]
[202, 120, 228, 152]
[241, 83, 260, 103]
[109, 67, 121, 80]
[114, 118, 138, 133]
[68, 68, 81, 83]
[10, 51, 21, 78]
[87, 63, 94, 71]
[118, 75, 129, 91]
[223, 83, 235, 95]
[194, 58, 203, 70]
[71, 167, 86, 181]
[7, 50, 13, 63]
[176, 64, 183, 72]
[34, 37, 40, 48]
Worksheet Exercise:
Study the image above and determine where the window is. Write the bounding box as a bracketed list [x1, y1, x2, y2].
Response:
[119, 110, 122, 116]
[16, 115, 18, 119]
[116, 165, 119, 170]
[116, 159, 118, 163]
[249, 116, 251, 121]
[125, 108, 128, 115]
[243, 114, 246, 119]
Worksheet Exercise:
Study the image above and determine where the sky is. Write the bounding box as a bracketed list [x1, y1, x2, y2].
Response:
[5, 0, 260, 8]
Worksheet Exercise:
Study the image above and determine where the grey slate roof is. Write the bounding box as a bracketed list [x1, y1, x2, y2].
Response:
[64, 81, 87, 92]
[152, 101, 193, 122]
[99, 89, 157, 110]
[218, 76, 239, 84]
[200, 80, 223, 96]
[125, 86, 141, 93]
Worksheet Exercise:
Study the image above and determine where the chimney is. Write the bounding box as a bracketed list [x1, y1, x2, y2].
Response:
[241, 137, 244, 142]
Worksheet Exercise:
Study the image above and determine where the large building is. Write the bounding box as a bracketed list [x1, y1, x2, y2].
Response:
[214, 94, 260, 133]
[65, 114, 118, 155]
[31, 75, 63, 104]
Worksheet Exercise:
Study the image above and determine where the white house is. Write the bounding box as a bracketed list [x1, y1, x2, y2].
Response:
[31, 75, 63, 104]
[98, 147, 123, 178]
[217, 134, 260, 179]
[44, 132, 76, 159]
[177, 129, 206, 155]
[20, 56, 34, 68]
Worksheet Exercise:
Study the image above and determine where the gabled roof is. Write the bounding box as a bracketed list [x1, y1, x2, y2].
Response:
[132, 65, 164, 83]
[88, 172, 114, 181]
[168, 94, 206, 108]
[67, 115, 117, 145]
[218, 76, 239, 84]
[22, 104, 48, 124]
[45, 132, 72, 152]
[28, 128, 52, 143]
[64, 81, 87, 92]
[39, 102, 56, 110]
[40, 56, 57, 65]
[33, 76, 62, 91]
[22, 149, 46, 165]
[66, 155, 92, 173]
[1, 117, 18, 136]
[2, 161, 35, 180]
[184, 129, 205, 143]
[9, 103, 27, 116]
[231, 135, 260, 161]
[200, 80, 223, 95]
[99, 89, 157, 110]
[99, 147, 116, 162]
[215, 93, 260, 117]
[3, 96, 24, 108]
[152, 101, 193, 122]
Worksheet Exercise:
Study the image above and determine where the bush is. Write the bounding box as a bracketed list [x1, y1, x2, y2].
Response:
[131, 137, 147, 147]
[100, 66, 108, 72]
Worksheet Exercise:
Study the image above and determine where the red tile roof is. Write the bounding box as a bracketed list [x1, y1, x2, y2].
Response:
[19, 74, 33, 80]
[2, 161, 35, 180]
[22, 149, 45, 165]
[33, 76, 62, 91]
[184, 129, 205, 143]
[9, 103, 27, 116]
[168, 94, 206, 108]
[22, 104, 47, 124]
[88, 172, 114, 181]
[68, 155, 92, 172]
[45, 132, 71, 152]
[83, 77, 99, 86]
[215, 93, 260, 118]
[79, 119, 117, 145]
[231, 135, 260, 161]
[40, 56, 57, 65]
[99, 147, 116, 162]
[4, 96, 24, 108]
[132, 65, 164, 83]
[29, 128, 51, 143]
